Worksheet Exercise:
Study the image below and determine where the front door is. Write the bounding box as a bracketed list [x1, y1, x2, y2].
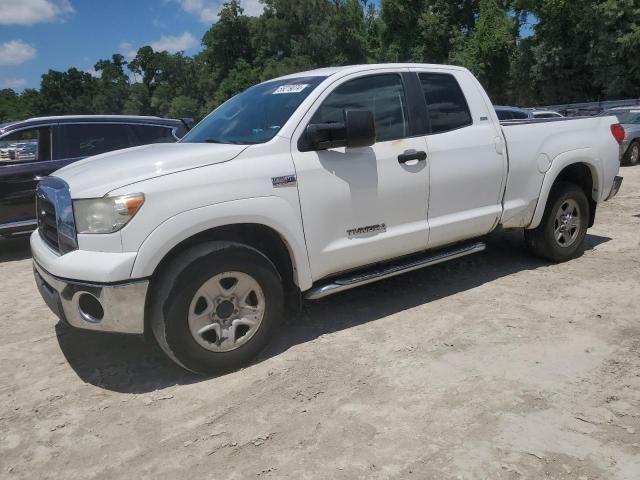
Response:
[291, 72, 430, 281]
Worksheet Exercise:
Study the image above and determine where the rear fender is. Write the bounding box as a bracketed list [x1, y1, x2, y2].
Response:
[528, 149, 601, 229]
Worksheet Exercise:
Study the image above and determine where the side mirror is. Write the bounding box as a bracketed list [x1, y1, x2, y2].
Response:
[304, 109, 376, 151]
[344, 109, 376, 149]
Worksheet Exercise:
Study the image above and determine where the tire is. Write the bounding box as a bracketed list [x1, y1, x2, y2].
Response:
[524, 182, 590, 262]
[150, 241, 284, 375]
[623, 140, 640, 166]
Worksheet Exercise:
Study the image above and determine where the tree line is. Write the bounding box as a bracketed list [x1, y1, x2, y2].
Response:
[1, 0, 639, 123]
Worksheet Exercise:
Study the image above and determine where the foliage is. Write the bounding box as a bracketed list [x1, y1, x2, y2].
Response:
[2, 0, 640, 122]
[450, 0, 516, 103]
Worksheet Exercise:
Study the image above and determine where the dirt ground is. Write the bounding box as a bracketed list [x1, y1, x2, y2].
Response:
[1, 168, 639, 480]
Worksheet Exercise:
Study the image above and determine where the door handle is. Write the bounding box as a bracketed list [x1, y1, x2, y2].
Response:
[398, 151, 427, 164]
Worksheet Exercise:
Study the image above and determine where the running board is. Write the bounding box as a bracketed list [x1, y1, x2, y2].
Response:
[304, 242, 486, 300]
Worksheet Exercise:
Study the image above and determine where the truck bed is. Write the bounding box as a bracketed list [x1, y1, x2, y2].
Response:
[498, 115, 620, 229]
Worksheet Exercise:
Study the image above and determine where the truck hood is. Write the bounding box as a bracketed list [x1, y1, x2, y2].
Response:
[54, 143, 248, 198]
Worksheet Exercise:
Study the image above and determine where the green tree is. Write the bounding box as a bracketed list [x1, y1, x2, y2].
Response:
[35, 68, 98, 115]
[380, 0, 423, 61]
[93, 54, 129, 114]
[331, 0, 368, 64]
[0, 89, 37, 122]
[363, 1, 383, 61]
[516, 0, 599, 103]
[126, 47, 197, 116]
[450, 0, 516, 103]
[380, 0, 480, 63]
[590, 0, 640, 99]
[169, 95, 199, 118]
[201, 0, 254, 81]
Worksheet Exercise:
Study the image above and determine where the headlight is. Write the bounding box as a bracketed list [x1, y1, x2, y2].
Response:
[74, 193, 145, 234]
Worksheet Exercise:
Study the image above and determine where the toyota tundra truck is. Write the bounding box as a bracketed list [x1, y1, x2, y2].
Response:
[31, 64, 624, 375]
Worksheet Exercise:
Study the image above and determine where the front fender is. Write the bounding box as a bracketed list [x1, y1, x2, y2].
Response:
[130, 196, 313, 290]
[527, 148, 601, 229]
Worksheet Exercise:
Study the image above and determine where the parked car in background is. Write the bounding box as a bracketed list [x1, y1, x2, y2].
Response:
[494, 106, 534, 120]
[0, 115, 191, 237]
[600, 107, 640, 166]
[531, 110, 564, 119]
[16, 142, 38, 161]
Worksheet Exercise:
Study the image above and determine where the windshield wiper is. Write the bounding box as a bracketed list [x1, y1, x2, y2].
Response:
[204, 138, 229, 144]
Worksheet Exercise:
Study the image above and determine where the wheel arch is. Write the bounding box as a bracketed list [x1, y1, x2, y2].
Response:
[130, 197, 313, 291]
[528, 150, 601, 229]
[151, 223, 297, 291]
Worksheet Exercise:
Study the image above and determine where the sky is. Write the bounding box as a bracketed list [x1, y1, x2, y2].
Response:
[0, 0, 271, 91]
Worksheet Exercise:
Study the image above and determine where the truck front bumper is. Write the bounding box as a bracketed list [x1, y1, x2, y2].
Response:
[33, 260, 148, 334]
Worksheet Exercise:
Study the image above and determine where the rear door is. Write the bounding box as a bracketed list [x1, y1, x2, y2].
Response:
[291, 70, 430, 281]
[414, 69, 507, 248]
[0, 125, 62, 228]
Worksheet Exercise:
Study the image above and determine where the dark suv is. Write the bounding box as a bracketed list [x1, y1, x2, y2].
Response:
[0, 115, 191, 237]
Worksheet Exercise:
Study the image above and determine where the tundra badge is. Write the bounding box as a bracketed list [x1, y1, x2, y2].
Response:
[272, 174, 297, 188]
[347, 224, 387, 239]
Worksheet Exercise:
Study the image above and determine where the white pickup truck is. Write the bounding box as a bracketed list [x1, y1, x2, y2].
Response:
[31, 64, 624, 374]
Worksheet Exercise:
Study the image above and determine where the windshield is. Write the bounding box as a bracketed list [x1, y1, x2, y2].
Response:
[182, 76, 326, 145]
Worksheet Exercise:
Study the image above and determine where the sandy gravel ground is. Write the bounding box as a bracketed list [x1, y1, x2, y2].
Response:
[1, 168, 639, 480]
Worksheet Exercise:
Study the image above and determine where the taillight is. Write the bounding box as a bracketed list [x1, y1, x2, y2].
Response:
[611, 123, 625, 145]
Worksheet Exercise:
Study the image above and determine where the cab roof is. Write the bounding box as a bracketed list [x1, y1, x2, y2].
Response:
[270, 63, 470, 82]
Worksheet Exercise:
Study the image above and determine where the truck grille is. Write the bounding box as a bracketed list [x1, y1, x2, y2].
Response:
[36, 177, 78, 255]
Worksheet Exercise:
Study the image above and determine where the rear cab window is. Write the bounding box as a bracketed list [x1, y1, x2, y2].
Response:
[419, 73, 472, 134]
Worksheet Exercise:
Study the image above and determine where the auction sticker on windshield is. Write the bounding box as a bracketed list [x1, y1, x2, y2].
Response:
[273, 84, 308, 94]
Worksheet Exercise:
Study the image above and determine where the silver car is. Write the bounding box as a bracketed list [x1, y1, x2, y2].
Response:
[601, 107, 640, 166]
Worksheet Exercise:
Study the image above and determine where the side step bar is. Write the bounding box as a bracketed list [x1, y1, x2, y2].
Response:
[304, 242, 486, 300]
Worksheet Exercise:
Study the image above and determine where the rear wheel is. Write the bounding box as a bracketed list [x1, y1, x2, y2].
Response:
[150, 241, 284, 375]
[525, 182, 589, 262]
[624, 140, 640, 166]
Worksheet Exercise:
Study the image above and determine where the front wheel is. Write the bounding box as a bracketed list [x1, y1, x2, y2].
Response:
[150, 242, 284, 375]
[525, 182, 589, 262]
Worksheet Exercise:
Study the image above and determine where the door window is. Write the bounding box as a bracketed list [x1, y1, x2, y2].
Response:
[0, 127, 51, 163]
[311, 74, 409, 142]
[419, 73, 472, 134]
[59, 123, 132, 158]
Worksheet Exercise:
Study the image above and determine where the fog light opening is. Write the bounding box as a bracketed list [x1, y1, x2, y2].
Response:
[78, 293, 104, 323]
